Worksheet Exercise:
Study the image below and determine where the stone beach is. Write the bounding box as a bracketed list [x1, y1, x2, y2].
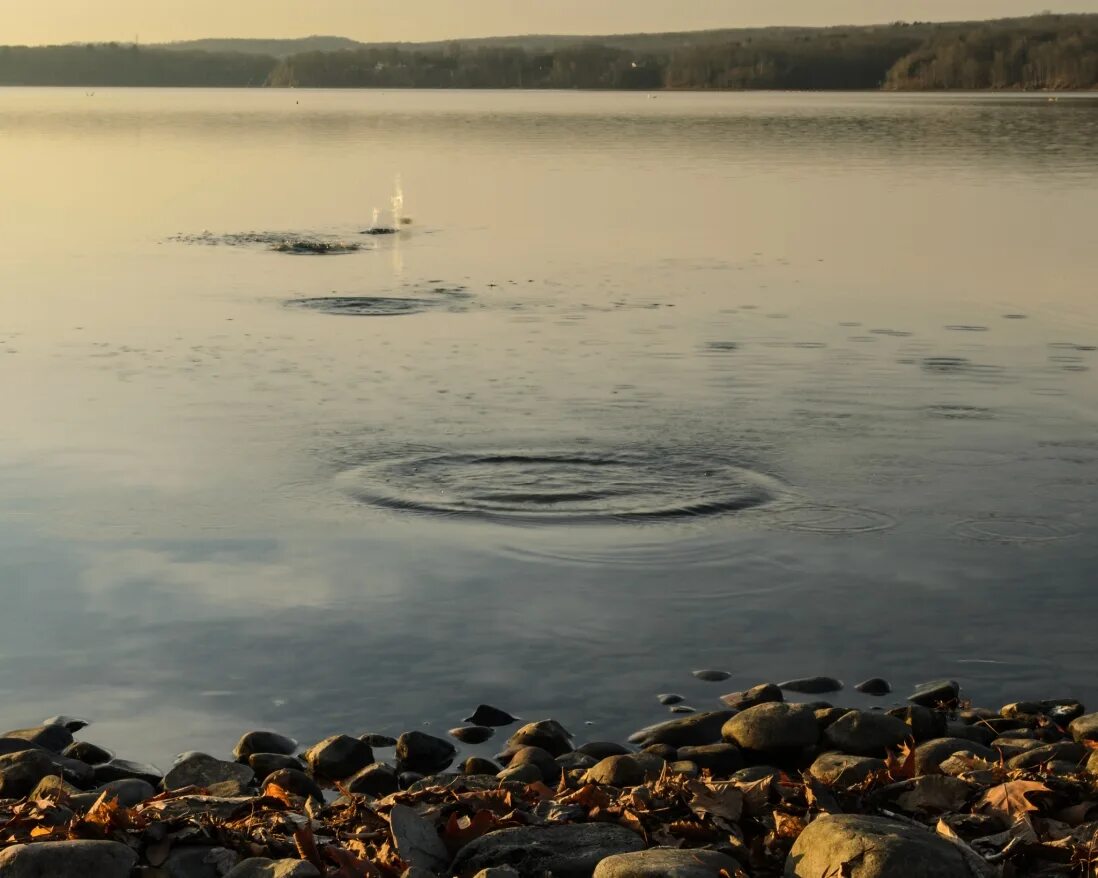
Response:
[1, 679, 1097, 877]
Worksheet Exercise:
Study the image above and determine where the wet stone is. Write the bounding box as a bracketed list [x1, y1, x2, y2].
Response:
[233, 731, 298, 761]
[465, 705, 519, 727]
[908, 679, 961, 708]
[693, 669, 731, 682]
[779, 676, 843, 695]
[809, 753, 886, 788]
[64, 741, 112, 765]
[506, 719, 572, 756]
[262, 768, 324, 802]
[721, 703, 820, 753]
[247, 753, 305, 781]
[305, 734, 374, 780]
[670, 705, 696, 714]
[856, 678, 892, 696]
[823, 710, 912, 756]
[584, 755, 646, 788]
[507, 746, 561, 783]
[463, 756, 501, 776]
[164, 753, 255, 791]
[577, 741, 631, 760]
[1068, 712, 1098, 744]
[657, 694, 684, 705]
[345, 762, 400, 797]
[629, 711, 735, 748]
[2, 724, 74, 753]
[450, 726, 495, 744]
[721, 683, 783, 711]
[397, 730, 457, 773]
[361, 733, 398, 748]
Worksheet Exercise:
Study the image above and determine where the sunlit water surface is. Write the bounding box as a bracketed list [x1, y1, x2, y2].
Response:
[1, 89, 1097, 763]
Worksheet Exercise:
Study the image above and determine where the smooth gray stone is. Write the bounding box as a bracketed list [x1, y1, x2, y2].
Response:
[164, 753, 255, 791]
[0, 840, 137, 878]
[595, 848, 743, 877]
[224, 859, 320, 878]
[452, 822, 645, 876]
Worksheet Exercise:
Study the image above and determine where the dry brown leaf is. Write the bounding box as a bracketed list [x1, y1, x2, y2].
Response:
[773, 810, 806, 839]
[734, 777, 773, 815]
[935, 818, 962, 842]
[293, 822, 325, 875]
[684, 779, 743, 823]
[442, 810, 498, 850]
[976, 781, 1050, 823]
[263, 784, 298, 808]
[885, 741, 917, 780]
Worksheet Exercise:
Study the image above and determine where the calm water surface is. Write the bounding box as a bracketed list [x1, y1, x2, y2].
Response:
[1, 89, 1096, 762]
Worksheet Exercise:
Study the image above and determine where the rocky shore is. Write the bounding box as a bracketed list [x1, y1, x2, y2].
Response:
[1, 678, 1096, 877]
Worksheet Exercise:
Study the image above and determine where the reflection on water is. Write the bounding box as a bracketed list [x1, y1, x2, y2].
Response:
[0, 89, 1096, 762]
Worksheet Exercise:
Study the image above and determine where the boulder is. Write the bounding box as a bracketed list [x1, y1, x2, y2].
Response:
[629, 712, 735, 748]
[779, 676, 843, 695]
[452, 822, 644, 876]
[165, 753, 255, 791]
[1068, 713, 1098, 744]
[722, 703, 819, 752]
[223, 859, 320, 878]
[720, 683, 782, 711]
[390, 803, 449, 873]
[305, 735, 374, 780]
[397, 731, 457, 773]
[506, 720, 572, 756]
[346, 762, 400, 797]
[856, 678, 892, 696]
[0, 840, 137, 877]
[823, 711, 912, 756]
[908, 680, 960, 709]
[583, 755, 646, 788]
[233, 731, 298, 761]
[913, 739, 996, 776]
[786, 813, 981, 877]
[2, 724, 74, 753]
[808, 753, 885, 788]
[594, 847, 742, 877]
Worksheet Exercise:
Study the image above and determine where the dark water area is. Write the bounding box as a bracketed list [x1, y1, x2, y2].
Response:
[0, 89, 1096, 765]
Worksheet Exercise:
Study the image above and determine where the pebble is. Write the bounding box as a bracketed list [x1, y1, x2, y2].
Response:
[692, 669, 731, 682]
[720, 683, 783, 710]
[505, 719, 572, 756]
[232, 731, 297, 761]
[778, 676, 843, 694]
[908, 679, 961, 708]
[449, 725, 494, 744]
[657, 693, 684, 705]
[855, 677, 892, 696]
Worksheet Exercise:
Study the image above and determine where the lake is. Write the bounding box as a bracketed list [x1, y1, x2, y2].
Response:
[1, 88, 1096, 764]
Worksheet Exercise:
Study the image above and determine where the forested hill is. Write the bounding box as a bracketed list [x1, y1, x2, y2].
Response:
[1, 15, 1096, 90]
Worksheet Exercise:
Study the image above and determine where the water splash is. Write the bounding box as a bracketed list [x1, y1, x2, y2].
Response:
[391, 174, 405, 229]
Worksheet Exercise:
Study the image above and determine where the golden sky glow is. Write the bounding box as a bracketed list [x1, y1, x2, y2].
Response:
[5, 1, 1095, 46]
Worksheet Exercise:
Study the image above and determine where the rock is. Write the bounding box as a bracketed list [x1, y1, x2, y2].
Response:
[165, 753, 255, 791]
[786, 813, 979, 877]
[465, 705, 518, 727]
[670, 705, 696, 714]
[779, 676, 843, 695]
[584, 755, 646, 787]
[305, 735, 374, 780]
[808, 753, 885, 788]
[658, 694, 684, 705]
[815, 708, 848, 729]
[642, 743, 678, 761]
[913, 738, 997, 775]
[508, 746, 561, 783]
[0, 748, 66, 798]
[732, 765, 781, 784]
[1041, 699, 1085, 723]
[631, 752, 667, 781]
[92, 758, 162, 787]
[629, 711, 735, 748]
[577, 741, 631, 760]
[450, 726, 495, 744]
[557, 751, 598, 771]
[263, 768, 324, 802]
[945, 721, 995, 746]
[990, 737, 1044, 759]
[224, 859, 320, 878]
[248, 753, 305, 781]
[676, 743, 743, 776]
[464, 756, 501, 775]
[399, 771, 425, 789]
[721, 703, 819, 752]
[95, 777, 157, 807]
[497, 763, 542, 784]
[1001, 701, 1041, 719]
[471, 869, 520, 878]
[31, 773, 80, 799]
[361, 733, 398, 748]
[823, 711, 912, 756]
[669, 761, 699, 777]
[856, 678, 892, 696]
[506, 720, 572, 756]
[1087, 750, 1098, 776]
[692, 669, 731, 682]
[1007, 741, 1086, 770]
[0, 840, 137, 877]
[64, 741, 112, 765]
[390, 803, 449, 873]
[2, 724, 74, 753]
[346, 762, 399, 797]
[405, 870, 442, 878]
[1068, 713, 1098, 744]
[908, 680, 960, 709]
[162, 847, 241, 878]
[452, 822, 644, 876]
[233, 731, 298, 761]
[595, 848, 742, 878]
[0, 737, 40, 757]
[887, 706, 948, 742]
[43, 715, 90, 732]
[397, 730, 457, 773]
[721, 683, 783, 711]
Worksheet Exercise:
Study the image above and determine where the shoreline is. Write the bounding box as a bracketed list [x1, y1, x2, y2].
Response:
[2, 678, 1096, 876]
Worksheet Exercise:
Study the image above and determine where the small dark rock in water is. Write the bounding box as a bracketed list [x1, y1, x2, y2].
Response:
[908, 679, 960, 708]
[506, 720, 572, 756]
[576, 742, 631, 760]
[464, 705, 519, 727]
[692, 669, 731, 682]
[779, 676, 843, 695]
[2, 724, 74, 754]
[362, 227, 398, 236]
[360, 733, 398, 748]
[263, 768, 324, 802]
[304, 735, 374, 781]
[164, 753, 255, 792]
[248, 753, 305, 782]
[855, 678, 892, 696]
[92, 758, 162, 787]
[449, 726, 495, 744]
[396, 731, 457, 773]
[462, 756, 500, 776]
[42, 715, 90, 733]
[670, 705, 696, 714]
[657, 693, 684, 705]
[721, 683, 783, 711]
[629, 711, 735, 748]
[63, 741, 112, 765]
[345, 762, 400, 797]
[233, 731, 298, 761]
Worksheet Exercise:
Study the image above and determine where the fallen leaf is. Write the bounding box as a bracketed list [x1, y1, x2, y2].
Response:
[684, 779, 743, 823]
[773, 810, 806, 839]
[935, 818, 962, 842]
[976, 781, 1050, 824]
[896, 776, 973, 814]
[442, 810, 498, 849]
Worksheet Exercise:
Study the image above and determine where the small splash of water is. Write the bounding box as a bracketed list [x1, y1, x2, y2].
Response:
[391, 173, 405, 229]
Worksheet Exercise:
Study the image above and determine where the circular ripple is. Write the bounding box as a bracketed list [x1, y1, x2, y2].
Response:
[768, 504, 897, 535]
[338, 449, 784, 524]
[953, 516, 1078, 545]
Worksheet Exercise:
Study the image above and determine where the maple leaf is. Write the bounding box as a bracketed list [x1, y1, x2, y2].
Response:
[976, 781, 1050, 823]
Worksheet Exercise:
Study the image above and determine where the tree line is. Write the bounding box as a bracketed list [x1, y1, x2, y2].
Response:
[1, 16, 1095, 90]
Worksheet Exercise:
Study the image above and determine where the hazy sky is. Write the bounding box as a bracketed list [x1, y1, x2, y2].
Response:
[6, 1, 1095, 46]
